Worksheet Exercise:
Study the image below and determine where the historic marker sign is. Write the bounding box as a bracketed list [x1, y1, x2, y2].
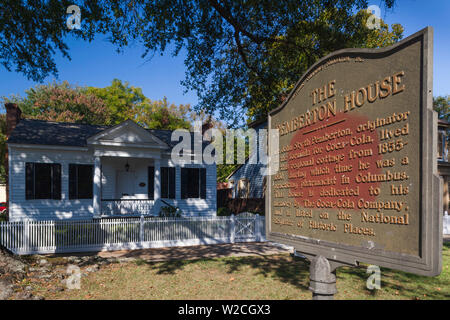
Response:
[266, 27, 442, 276]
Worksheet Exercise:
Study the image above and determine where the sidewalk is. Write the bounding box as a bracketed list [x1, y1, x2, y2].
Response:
[96, 242, 293, 262]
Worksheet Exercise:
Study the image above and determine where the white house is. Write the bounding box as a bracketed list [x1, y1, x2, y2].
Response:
[5, 104, 216, 221]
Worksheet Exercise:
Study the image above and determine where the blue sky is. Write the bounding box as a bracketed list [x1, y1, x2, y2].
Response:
[0, 0, 449, 113]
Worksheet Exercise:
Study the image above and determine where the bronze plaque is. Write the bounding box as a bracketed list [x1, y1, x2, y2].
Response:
[267, 27, 442, 276]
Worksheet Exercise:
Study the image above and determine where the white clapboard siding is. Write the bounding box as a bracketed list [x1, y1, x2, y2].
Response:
[0, 214, 265, 255]
[8, 146, 217, 221]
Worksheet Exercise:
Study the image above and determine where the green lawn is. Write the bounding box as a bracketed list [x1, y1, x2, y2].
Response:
[32, 243, 450, 300]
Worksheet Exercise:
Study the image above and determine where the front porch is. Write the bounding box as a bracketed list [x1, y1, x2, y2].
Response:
[89, 120, 169, 218]
[101, 199, 155, 216]
[94, 156, 164, 217]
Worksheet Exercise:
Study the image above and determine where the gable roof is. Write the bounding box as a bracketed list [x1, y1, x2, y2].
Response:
[7, 119, 195, 149]
[86, 119, 169, 148]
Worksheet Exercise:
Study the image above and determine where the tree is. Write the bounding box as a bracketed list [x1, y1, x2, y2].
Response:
[1, 79, 198, 182]
[132, 97, 191, 130]
[245, 18, 403, 122]
[1, 0, 400, 125]
[2, 81, 112, 125]
[85, 79, 148, 124]
[2, 80, 197, 131]
[434, 96, 450, 121]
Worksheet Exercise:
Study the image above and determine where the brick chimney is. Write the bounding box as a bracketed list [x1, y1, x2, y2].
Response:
[5, 103, 22, 138]
[4, 103, 21, 220]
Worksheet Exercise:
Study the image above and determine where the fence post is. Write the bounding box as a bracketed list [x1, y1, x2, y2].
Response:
[140, 215, 144, 244]
[230, 214, 236, 243]
[24, 220, 29, 253]
[255, 214, 261, 242]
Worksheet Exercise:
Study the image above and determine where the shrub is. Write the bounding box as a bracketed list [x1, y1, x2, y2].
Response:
[0, 210, 7, 222]
[217, 207, 232, 216]
[159, 205, 181, 217]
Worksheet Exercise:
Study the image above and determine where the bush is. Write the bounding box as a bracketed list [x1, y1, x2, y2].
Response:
[159, 205, 181, 217]
[0, 210, 7, 222]
[217, 207, 232, 216]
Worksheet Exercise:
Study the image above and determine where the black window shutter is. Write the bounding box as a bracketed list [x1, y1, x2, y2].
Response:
[69, 164, 77, 199]
[148, 167, 154, 200]
[200, 168, 206, 199]
[25, 163, 34, 200]
[161, 167, 168, 198]
[84, 165, 94, 199]
[181, 168, 188, 199]
[189, 168, 199, 198]
[51, 164, 61, 200]
[169, 167, 175, 199]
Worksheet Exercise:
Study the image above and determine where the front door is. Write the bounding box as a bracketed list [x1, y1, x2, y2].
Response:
[116, 171, 135, 199]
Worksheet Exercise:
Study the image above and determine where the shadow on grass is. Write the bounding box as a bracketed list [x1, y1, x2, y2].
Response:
[134, 242, 450, 298]
[335, 242, 450, 300]
[139, 253, 311, 291]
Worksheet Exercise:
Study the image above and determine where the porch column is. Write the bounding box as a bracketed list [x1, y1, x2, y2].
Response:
[154, 159, 161, 200]
[93, 156, 102, 218]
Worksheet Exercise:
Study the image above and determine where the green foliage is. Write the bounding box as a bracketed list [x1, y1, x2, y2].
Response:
[216, 132, 250, 182]
[85, 79, 147, 125]
[217, 164, 239, 183]
[0, 0, 73, 82]
[86, 79, 193, 129]
[2, 79, 193, 130]
[159, 205, 181, 218]
[133, 97, 191, 130]
[217, 207, 232, 217]
[434, 96, 450, 121]
[3, 81, 112, 125]
[1, 79, 196, 182]
[246, 14, 404, 123]
[1, 0, 400, 126]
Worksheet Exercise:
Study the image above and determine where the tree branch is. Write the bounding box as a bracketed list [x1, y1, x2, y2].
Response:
[233, 31, 257, 74]
[208, 0, 270, 45]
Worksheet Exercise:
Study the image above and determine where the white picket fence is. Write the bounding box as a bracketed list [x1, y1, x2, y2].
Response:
[0, 214, 266, 255]
[444, 211, 450, 235]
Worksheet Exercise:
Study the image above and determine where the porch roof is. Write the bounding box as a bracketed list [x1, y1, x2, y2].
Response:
[7, 119, 197, 150]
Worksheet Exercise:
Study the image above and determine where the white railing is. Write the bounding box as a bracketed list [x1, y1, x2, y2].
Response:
[0, 214, 266, 255]
[101, 199, 154, 216]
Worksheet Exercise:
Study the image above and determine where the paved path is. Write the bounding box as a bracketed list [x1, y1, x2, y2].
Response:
[97, 242, 293, 262]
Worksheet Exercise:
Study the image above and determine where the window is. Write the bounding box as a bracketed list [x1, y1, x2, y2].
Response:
[181, 168, 206, 199]
[237, 179, 250, 199]
[161, 167, 176, 199]
[69, 164, 93, 199]
[26, 163, 61, 200]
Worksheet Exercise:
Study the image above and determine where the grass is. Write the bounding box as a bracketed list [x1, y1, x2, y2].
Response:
[31, 243, 450, 300]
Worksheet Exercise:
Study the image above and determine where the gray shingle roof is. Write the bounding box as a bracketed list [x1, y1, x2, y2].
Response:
[7, 119, 188, 149]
